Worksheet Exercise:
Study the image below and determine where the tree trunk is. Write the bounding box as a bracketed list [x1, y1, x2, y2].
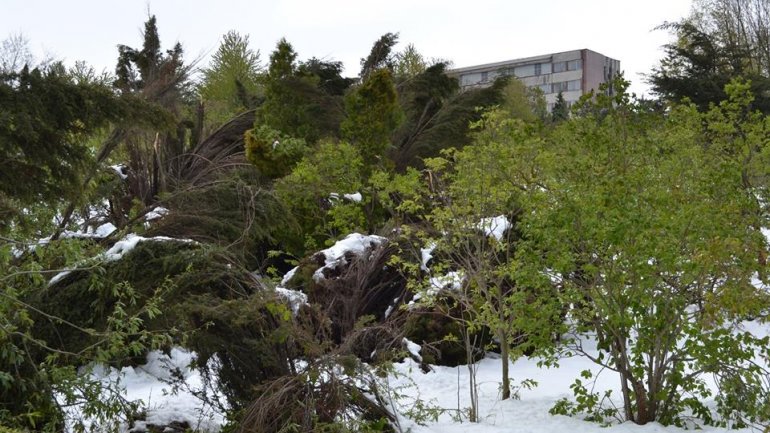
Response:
[500, 329, 510, 400]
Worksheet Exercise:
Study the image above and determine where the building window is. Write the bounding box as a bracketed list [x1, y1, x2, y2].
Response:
[567, 59, 582, 71]
[553, 62, 566, 73]
[514, 64, 536, 77]
[481, 71, 488, 82]
[535, 63, 541, 76]
[567, 79, 581, 91]
[539, 83, 551, 94]
[541, 63, 552, 74]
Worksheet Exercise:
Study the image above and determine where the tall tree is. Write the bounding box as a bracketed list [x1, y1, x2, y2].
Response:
[199, 30, 263, 130]
[256, 38, 346, 143]
[650, 1, 770, 112]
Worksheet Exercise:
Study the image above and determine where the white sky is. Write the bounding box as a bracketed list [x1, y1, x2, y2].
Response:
[3, 0, 693, 96]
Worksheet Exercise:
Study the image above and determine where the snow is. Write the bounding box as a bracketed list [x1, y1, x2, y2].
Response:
[328, 192, 363, 203]
[62, 326, 769, 433]
[280, 266, 298, 287]
[403, 338, 423, 362]
[429, 271, 464, 293]
[48, 234, 195, 286]
[275, 287, 308, 315]
[110, 164, 128, 180]
[421, 242, 436, 272]
[66, 348, 225, 432]
[312, 233, 387, 282]
[145, 206, 169, 221]
[477, 216, 511, 241]
[343, 192, 362, 202]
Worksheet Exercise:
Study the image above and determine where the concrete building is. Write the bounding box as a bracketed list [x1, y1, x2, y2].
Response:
[449, 49, 620, 110]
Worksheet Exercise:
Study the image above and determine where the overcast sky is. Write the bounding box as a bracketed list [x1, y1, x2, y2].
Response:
[3, 0, 693, 96]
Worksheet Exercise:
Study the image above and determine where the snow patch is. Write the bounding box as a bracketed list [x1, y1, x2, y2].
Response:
[275, 287, 309, 315]
[402, 338, 422, 362]
[48, 234, 195, 286]
[110, 164, 128, 180]
[312, 233, 387, 282]
[66, 348, 224, 432]
[421, 242, 436, 272]
[145, 206, 169, 221]
[477, 215, 511, 241]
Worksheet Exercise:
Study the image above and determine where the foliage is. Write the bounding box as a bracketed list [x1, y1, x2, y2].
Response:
[551, 91, 569, 122]
[244, 124, 308, 179]
[342, 68, 403, 169]
[360, 32, 399, 80]
[199, 30, 263, 130]
[257, 38, 346, 143]
[0, 65, 162, 234]
[500, 77, 547, 123]
[650, 1, 770, 113]
[517, 79, 770, 425]
[274, 140, 367, 255]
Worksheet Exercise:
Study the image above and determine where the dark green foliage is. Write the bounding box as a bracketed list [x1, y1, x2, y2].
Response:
[342, 68, 403, 167]
[551, 91, 569, 122]
[181, 293, 294, 410]
[257, 39, 346, 143]
[244, 125, 308, 179]
[650, 21, 770, 113]
[360, 32, 399, 79]
[0, 66, 164, 233]
[145, 169, 290, 269]
[298, 57, 354, 96]
[392, 76, 508, 170]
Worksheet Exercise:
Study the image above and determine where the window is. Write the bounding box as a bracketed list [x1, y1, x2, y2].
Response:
[551, 81, 567, 93]
[541, 63, 552, 74]
[514, 64, 536, 77]
[553, 62, 566, 73]
[481, 71, 488, 82]
[539, 83, 551, 94]
[567, 79, 581, 91]
[567, 59, 582, 71]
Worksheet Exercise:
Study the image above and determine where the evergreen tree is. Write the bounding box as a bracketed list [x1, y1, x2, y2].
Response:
[199, 30, 263, 129]
[341, 68, 403, 168]
[360, 32, 398, 79]
[551, 91, 569, 122]
[257, 38, 345, 142]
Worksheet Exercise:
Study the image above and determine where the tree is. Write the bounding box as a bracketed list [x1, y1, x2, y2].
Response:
[649, 1, 770, 113]
[418, 111, 559, 408]
[257, 38, 347, 143]
[0, 65, 158, 233]
[0, 33, 36, 73]
[500, 77, 547, 123]
[360, 32, 398, 80]
[524, 80, 770, 425]
[551, 91, 569, 122]
[342, 68, 403, 168]
[274, 140, 367, 254]
[199, 30, 263, 130]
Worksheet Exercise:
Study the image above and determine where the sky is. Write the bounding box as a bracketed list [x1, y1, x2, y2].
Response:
[2, 0, 694, 96]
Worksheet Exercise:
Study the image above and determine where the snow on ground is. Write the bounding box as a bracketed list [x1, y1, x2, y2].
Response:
[388, 345, 754, 433]
[69, 324, 769, 433]
[68, 349, 225, 432]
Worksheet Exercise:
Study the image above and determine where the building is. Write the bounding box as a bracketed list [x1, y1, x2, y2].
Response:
[449, 49, 620, 110]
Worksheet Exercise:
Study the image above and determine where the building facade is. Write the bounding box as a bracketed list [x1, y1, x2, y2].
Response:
[449, 49, 620, 110]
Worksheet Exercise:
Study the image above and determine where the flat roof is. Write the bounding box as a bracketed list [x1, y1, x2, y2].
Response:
[449, 48, 614, 74]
